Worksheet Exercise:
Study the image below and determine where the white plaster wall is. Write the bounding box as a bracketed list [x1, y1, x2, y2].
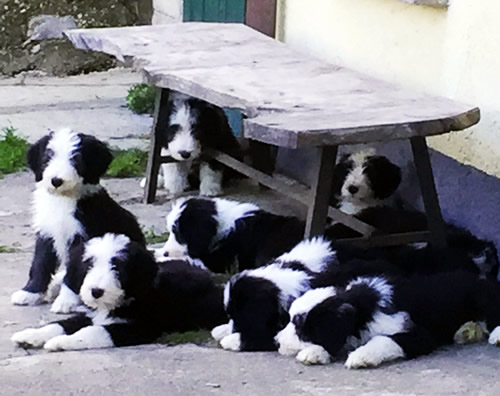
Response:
[152, 0, 183, 24]
[278, 0, 500, 177]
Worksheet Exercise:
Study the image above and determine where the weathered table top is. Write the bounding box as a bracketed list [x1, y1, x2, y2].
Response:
[65, 23, 480, 149]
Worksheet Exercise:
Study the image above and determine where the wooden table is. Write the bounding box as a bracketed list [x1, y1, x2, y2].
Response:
[65, 23, 480, 247]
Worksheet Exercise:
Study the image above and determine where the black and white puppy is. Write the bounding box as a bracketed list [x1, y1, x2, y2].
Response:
[141, 92, 242, 197]
[212, 238, 336, 352]
[330, 150, 401, 215]
[155, 197, 305, 273]
[11, 128, 145, 313]
[11, 233, 227, 351]
[276, 272, 500, 368]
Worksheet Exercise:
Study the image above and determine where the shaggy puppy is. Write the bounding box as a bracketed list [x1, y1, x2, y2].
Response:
[330, 151, 401, 215]
[327, 207, 499, 280]
[11, 234, 226, 351]
[11, 128, 145, 313]
[141, 92, 242, 197]
[212, 238, 336, 352]
[276, 272, 500, 368]
[155, 197, 305, 272]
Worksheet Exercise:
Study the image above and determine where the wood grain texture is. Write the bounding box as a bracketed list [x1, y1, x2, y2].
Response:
[64, 23, 480, 148]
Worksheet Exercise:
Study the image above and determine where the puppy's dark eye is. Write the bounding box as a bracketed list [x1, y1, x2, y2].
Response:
[44, 148, 54, 162]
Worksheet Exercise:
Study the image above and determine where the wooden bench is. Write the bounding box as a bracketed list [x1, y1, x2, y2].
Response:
[65, 23, 480, 248]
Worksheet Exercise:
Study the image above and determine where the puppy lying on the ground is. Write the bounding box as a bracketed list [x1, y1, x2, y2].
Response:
[155, 197, 305, 273]
[12, 234, 227, 351]
[276, 271, 500, 368]
[11, 128, 145, 313]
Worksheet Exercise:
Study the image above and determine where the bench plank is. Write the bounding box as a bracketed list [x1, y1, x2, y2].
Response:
[65, 23, 479, 149]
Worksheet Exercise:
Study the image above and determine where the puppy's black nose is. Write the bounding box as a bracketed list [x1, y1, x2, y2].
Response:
[348, 185, 359, 195]
[51, 177, 63, 188]
[91, 288, 104, 299]
[163, 251, 169, 257]
[179, 151, 191, 159]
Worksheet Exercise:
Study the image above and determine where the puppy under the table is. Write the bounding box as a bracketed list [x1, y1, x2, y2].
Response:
[64, 23, 480, 248]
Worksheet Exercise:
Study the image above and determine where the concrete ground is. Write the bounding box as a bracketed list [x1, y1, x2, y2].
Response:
[1, 69, 500, 395]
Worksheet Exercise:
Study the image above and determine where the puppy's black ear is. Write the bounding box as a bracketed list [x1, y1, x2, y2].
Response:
[365, 156, 402, 199]
[119, 242, 158, 301]
[27, 134, 51, 182]
[78, 134, 113, 184]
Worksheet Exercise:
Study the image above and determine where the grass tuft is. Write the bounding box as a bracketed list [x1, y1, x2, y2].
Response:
[143, 228, 169, 245]
[107, 148, 148, 178]
[156, 330, 215, 346]
[0, 245, 20, 253]
[126, 83, 156, 115]
[0, 126, 29, 177]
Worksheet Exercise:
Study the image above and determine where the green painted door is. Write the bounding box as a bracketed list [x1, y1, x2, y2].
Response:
[183, 0, 246, 136]
[183, 0, 246, 23]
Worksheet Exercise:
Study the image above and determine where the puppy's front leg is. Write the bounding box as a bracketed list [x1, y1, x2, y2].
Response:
[11, 235, 59, 306]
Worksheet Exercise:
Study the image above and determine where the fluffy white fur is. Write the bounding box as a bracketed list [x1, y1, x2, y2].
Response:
[50, 283, 81, 314]
[276, 287, 337, 357]
[277, 238, 335, 273]
[339, 149, 381, 215]
[44, 325, 114, 351]
[11, 323, 65, 348]
[80, 234, 129, 310]
[211, 321, 234, 342]
[347, 276, 394, 308]
[214, 199, 259, 238]
[166, 100, 201, 161]
[220, 332, 241, 351]
[345, 335, 405, 369]
[488, 326, 500, 345]
[199, 162, 223, 197]
[241, 265, 311, 308]
[296, 345, 332, 365]
[10, 290, 44, 306]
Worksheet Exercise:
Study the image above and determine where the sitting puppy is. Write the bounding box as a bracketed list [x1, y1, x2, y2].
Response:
[11, 234, 227, 351]
[276, 272, 500, 368]
[330, 150, 401, 215]
[155, 197, 305, 272]
[141, 92, 242, 197]
[11, 128, 145, 313]
[212, 238, 336, 352]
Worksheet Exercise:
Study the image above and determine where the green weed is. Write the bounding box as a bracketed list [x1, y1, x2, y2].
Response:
[0, 126, 29, 177]
[107, 148, 148, 178]
[126, 83, 156, 115]
[156, 330, 215, 346]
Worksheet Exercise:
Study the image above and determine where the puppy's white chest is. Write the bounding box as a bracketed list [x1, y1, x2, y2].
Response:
[32, 188, 84, 264]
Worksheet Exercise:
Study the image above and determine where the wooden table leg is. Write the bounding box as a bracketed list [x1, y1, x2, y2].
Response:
[410, 137, 447, 248]
[305, 146, 338, 238]
[144, 88, 171, 204]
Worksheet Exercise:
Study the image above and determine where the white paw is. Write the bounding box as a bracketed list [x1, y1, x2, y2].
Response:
[45, 271, 65, 303]
[488, 326, 500, 346]
[345, 336, 405, 369]
[44, 335, 72, 351]
[220, 332, 241, 351]
[11, 290, 43, 306]
[50, 285, 81, 314]
[11, 324, 64, 348]
[140, 175, 165, 189]
[275, 323, 310, 357]
[199, 181, 222, 197]
[44, 326, 113, 352]
[211, 322, 233, 342]
[296, 345, 331, 365]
